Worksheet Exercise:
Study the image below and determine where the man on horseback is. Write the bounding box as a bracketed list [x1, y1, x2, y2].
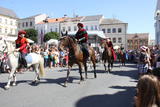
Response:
[75, 23, 89, 60]
[15, 30, 29, 68]
[106, 37, 116, 61]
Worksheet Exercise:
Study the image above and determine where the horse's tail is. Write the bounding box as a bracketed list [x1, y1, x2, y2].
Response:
[39, 56, 45, 77]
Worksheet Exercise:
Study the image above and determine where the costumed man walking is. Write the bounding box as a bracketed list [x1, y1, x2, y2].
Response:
[106, 37, 116, 61]
[75, 23, 89, 60]
[15, 30, 29, 68]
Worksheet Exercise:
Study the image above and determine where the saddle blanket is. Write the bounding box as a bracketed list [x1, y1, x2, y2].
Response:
[25, 54, 33, 64]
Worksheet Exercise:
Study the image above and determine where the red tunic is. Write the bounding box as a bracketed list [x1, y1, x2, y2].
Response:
[75, 29, 88, 43]
[106, 41, 116, 61]
[17, 37, 28, 54]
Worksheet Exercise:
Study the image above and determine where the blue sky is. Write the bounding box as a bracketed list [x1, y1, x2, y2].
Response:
[0, 0, 157, 39]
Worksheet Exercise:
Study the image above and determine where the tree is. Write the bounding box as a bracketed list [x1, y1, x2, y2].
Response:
[43, 32, 60, 42]
[25, 29, 38, 43]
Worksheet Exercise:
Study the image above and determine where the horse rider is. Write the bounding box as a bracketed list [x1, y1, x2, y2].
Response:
[15, 30, 29, 68]
[75, 23, 89, 60]
[106, 37, 116, 61]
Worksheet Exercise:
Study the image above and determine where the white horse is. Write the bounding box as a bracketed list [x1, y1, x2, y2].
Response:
[0, 39, 45, 89]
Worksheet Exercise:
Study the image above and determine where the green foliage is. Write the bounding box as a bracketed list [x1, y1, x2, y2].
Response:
[43, 32, 60, 42]
[25, 29, 38, 43]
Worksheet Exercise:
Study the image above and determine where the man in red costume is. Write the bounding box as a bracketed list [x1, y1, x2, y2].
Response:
[15, 30, 29, 68]
[106, 37, 116, 61]
[75, 23, 89, 60]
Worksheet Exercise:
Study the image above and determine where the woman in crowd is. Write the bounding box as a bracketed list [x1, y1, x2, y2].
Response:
[134, 75, 160, 107]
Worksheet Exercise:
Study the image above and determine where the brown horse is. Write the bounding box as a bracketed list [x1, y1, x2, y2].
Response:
[58, 34, 97, 87]
[100, 40, 114, 72]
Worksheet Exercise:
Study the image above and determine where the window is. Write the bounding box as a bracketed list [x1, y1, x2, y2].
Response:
[55, 28, 58, 32]
[85, 26, 88, 30]
[26, 22, 28, 27]
[50, 28, 53, 32]
[91, 25, 94, 30]
[74, 26, 77, 31]
[113, 38, 116, 43]
[18, 23, 20, 28]
[10, 21, 13, 25]
[10, 29, 13, 34]
[118, 38, 122, 43]
[95, 25, 98, 30]
[68, 26, 71, 31]
[62, 27, 65, 32]
[5, 28, 7, 33]
[107, 28, 111, 33]
[118, 28, 122, 33]
[102, 29, 106, 33]
[22, 22, 25, 27]
[30, 22, 32, 27]
[112, 28, 116, 33]
[5, 19, 7, 24]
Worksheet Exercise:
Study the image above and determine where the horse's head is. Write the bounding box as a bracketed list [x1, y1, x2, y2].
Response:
[100, 39, 107, 48]
[58, 31, 77, 51]
[0, 38, 14, 53]
[0, 38, 8, 54]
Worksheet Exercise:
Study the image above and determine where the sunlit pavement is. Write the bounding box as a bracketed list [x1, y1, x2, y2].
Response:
[0, 63, 138, 107]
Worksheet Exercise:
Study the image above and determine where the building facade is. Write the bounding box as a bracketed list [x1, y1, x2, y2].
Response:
[155, 0, 160, 44]
[100, 18, 128, 50]
[18, 14, 47, 30]
[0, 7, 18, 37]
[127, 33, 149, 50]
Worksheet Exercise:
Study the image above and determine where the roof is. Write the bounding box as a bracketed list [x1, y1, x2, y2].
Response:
[127, 33, 149, 39]
[68, 31, 106, 39]
[38, 17, 66, 24]
[22, 14, 42, 19]
[100, 18, 126, 24]
[63, 16, 84, 22]
[81, 15, 103, 22]
[0, 7, 18, 18]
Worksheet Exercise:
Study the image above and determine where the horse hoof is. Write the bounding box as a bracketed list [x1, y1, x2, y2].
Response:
[12, 83, 16, 86]
[63, 83, 67, 87]
[94, 75, 97, 78]
[4, 86, 10, 90]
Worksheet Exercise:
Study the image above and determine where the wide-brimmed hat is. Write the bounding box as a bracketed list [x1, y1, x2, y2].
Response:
[140, 46, 147, 51]
[77, 23, 84, 27]
[18, 30, 26, 36]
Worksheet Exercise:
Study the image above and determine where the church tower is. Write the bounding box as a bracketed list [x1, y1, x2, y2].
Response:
[155, 0, 160, 44]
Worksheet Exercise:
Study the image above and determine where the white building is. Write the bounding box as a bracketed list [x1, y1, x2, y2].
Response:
[18, 14, 47, 30]
[155, 0, 160, 44]
[0, 7, 18, 37]
[100, 18, 128, 50]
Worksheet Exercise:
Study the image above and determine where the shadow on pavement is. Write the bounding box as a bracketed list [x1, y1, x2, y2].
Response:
[41, 76, 80, 87]
[75, 86, 136, 107]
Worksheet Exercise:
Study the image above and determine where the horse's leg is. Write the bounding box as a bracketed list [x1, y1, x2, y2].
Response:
[12, 72, 17, 86]
[5, 69, 15, 89]
[83, 62, 88, 79]
[64, 63, 73, 87]
[32, 64, 40, 83]
[91, 56, 97, 78]
[104, 60, 107, 71]
[78, 63, 84, 81]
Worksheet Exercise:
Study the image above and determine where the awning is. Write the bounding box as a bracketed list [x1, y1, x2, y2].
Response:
[46, 39, 58, 44]
[68, 31, 106, 39]
[113, 45, 120, 49]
